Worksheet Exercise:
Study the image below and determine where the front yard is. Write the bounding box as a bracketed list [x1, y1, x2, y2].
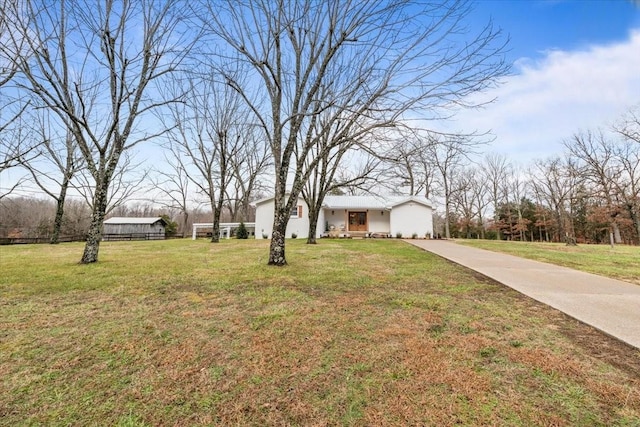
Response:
[1, 239, 639, 425]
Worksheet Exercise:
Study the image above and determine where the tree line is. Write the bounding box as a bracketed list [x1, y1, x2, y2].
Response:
[435, 114, 640, 245]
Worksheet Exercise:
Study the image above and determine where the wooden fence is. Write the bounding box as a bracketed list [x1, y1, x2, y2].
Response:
[0, 235, 86, 245]
[102, 233, 166, 241]
[0, 233, 185, 245]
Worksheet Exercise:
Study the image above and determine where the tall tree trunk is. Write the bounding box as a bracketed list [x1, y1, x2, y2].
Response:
[211, 195, 225, 243]
[517, 211, 524, 241]
[627, 204, 640, 244]
[554, 205, 564, 243]
[80, 182, 109, 264]
[211, 214, 221, 243]
[444, 202, 451, 239]
[181, 212, 189, 238]
[612, 221, 622, 244]
[269, 208, 288, 265]
[306, 203, 321, 244]
[50, 176, 70, 244]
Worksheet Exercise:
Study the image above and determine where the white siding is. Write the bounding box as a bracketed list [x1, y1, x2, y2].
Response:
[254, 197, 311, 239]
[254, 200, 275, 239]
[316, 209, 326, 238]
[324, 209, 348, 232]
[390, 201, 433, 238]
[322, 208, 389, 234]
[367, 210, 390, 233]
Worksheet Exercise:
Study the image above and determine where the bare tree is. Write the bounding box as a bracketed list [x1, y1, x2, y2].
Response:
[451, 167, 477, 238]
[529, 156, 581, 244]
[161, 75, 245, 243]
[147, 153, 192, 236]
[468, 166, 491, 239]
[20, 110, 85, 243]
[564, 130, 623, 243]
[199, 0, 508, 265]
[0, 39, 34, 199]
[1, 0, 195, 263]
[507, 167, 530, 241]
[480, 153, 511, 240]
[0, 114, 35, 200]
[612, 139, 640, 243]
[614, 107, 640, 144]
[301, 121, 381, 244]
[73, 151, 149, 216]
[380, 129, 439, 199]
[430, 135, 482, 239]
[613, 110, 640, 243]
[225, 125, 272, 223]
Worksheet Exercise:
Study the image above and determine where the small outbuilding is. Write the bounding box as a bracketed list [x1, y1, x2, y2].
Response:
[102, 217, 168, 241]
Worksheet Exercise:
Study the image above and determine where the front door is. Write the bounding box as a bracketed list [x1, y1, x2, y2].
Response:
[348, 211, 367, 231]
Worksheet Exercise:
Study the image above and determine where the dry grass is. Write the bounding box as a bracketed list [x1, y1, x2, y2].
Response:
[1, 239, 639, 426]
[456, 239, 640, 285]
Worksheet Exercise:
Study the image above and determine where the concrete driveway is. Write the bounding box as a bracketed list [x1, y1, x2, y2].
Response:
[405, 239, 640, 350]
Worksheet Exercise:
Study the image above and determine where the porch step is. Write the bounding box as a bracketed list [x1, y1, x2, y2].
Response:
[323, 230, 391, 239]
[348, 231, 369, 238]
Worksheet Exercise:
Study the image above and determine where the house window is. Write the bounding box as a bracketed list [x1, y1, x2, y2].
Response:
[290, 205, 302, 218]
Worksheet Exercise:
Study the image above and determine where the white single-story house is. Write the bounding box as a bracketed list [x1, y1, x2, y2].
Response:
[253, 195, 433, 239]
[103, 217, 168, 240]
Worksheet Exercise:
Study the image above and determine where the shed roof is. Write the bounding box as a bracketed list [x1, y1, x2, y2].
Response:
[103, 217, 167, 225]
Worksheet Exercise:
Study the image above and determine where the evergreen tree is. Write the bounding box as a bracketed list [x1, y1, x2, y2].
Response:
[236, 222, 249, 239]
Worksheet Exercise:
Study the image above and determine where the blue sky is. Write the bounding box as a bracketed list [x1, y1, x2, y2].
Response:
[3, 1, 640, 200]
[476, 0, 640, 62]
[453, 0, 640, 160]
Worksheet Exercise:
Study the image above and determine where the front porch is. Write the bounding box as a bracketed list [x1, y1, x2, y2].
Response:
[322, 208, 391, 239]
[321, 230, 392, 239]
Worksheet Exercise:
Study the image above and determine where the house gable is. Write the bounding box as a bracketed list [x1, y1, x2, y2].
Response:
[389, 196, 433, 209]
[253, 196, 309, 239]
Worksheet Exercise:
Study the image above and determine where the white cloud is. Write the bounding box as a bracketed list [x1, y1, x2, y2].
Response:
[448, 28, 640, 161]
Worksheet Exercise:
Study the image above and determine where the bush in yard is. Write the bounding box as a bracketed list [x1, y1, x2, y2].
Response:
[161, 214, 178, 237]
[236, 222, 249, 239]
[396, 232, 403, 238]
